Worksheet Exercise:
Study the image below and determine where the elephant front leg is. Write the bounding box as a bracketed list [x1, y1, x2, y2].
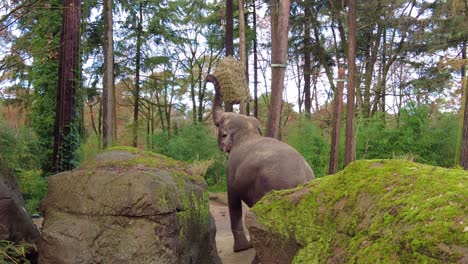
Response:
[228, 193, 252, 252]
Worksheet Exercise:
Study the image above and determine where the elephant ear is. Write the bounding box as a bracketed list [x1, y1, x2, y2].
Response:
[248, 116, 262, 135]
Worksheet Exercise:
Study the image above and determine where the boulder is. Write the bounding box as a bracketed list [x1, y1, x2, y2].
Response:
[38, 147, 220, 264]
[246, 160, 468, 264]
[0, 164, 40, 243]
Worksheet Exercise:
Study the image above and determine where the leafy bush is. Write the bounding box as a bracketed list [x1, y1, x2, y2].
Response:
[0, 121, 18, 169]
[152, 124, 227, 192]
[16, 170, 48, 214]
[356, 104, 457, 168]
[0, 119, 45, 171]
[77, 134, 101, 166]
[204, 152, 227, 192]
[152, 124, 219, 161]
[283, 117, 330, 177]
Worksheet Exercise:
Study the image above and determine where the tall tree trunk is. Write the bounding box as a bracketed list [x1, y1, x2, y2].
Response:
[303, 6, 311, 117]
[312, 21, 336, 93]
[252, 0, 259, 118]
[190, 72, 197, 122]
[363, 22, 383, 117]
[225, 0, 234, 56]
[460, 39, 468, 169]
[238, 0, 246, 115]
[295, 55, 303, 113]
[224, 0, 234, 112]
[52, 0, 81, 172]
[312, 70, 319, 112]
[345, 0, 356, 166]
[266, 0, 290, 139]
[133, 2, 142, 147]
[198, 68, 206, 122]
[329, 68, 345, 174]
[102, 0, 115, 148]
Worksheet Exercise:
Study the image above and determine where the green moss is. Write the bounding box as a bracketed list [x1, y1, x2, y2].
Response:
[251, 159, 468, 263]
[83, 146, 204, 185]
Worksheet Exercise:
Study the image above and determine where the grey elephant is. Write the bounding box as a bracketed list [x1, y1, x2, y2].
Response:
[207, 74, 315, 255]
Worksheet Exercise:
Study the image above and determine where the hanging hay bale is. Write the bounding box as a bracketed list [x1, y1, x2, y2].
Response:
[214, 56, 249, 104]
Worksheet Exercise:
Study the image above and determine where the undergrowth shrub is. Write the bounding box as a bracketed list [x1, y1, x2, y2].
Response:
[0, 121, 18, 169]
[283, 117, 330, 177]
[16, 170, 47, 214]
[356, 104, 457, 167]
[152, 124, 227, 192]
[152, 124, 218, 161]
[77, 134, 101, 166]
[204, 152, 227, 192]
[0, 120, 47, 215]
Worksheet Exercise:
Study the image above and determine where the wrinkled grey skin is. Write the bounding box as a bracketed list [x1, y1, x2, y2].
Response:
[217, 112, 315, 253]
[206, 74, 315, 256]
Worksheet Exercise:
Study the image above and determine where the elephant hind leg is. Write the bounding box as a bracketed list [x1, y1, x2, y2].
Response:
[228, 192, 252, 252]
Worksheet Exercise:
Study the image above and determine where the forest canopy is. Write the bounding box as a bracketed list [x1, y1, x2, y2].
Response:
[0, 0, 467, 206]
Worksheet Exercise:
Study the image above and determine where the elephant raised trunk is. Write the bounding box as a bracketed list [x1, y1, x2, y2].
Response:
[206, 74, 223, 126]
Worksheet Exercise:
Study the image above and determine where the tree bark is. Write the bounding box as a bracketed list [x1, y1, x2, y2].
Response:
[238, 0, 246, 115]
[460, 39, 468, 169]
[363, 22, 383, 117]
[102, 0, 115, 149]
[224, 0, 234, 112]
[312, 20, 336, 93]
[329, 68, 345, 174]
[133, 2, 143, 147]
[266, 0, 290, 139]
[252, 0, 259, 118]
[345, 0, 356, 166]
[52, 0, 81, 172]
[303, 6, 311, 117]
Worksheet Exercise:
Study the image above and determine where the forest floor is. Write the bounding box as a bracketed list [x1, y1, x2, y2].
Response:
[209, 193, 256, 264]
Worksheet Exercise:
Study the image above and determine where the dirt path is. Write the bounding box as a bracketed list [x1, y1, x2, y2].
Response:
[209, 200, 256, 264]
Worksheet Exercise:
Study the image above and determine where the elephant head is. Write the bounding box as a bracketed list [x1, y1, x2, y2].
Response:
[206, 74, 261, 153]
[217, 113, 261, 153]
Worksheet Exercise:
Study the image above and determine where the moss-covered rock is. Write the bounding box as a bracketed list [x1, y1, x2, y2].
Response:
[39, 147, 220, 264]
[246, 159, 467, 264]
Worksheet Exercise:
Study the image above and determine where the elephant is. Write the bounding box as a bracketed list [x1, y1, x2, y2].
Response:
[206, 74, 315, 255]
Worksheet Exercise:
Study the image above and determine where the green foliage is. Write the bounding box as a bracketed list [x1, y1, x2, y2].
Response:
[284, 116, 330, 177]
[0, 121, 18, 169]
[152, 124, 219, 161]
[76, 134, 101, 166]
[356, 104, 458, 167]
[0, 240, 36, 264]
[54, 119, 83, 172]
[27, 5, 61, 173]
[205, 152, 227, 192]
[0, 121, 41, 171]
[0, 120, 46, 215]
[16, 170, 47, 214]
[151, 123, 227, 192]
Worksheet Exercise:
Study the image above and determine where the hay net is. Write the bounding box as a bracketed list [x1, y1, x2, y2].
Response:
[214, 56, 249, 104]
